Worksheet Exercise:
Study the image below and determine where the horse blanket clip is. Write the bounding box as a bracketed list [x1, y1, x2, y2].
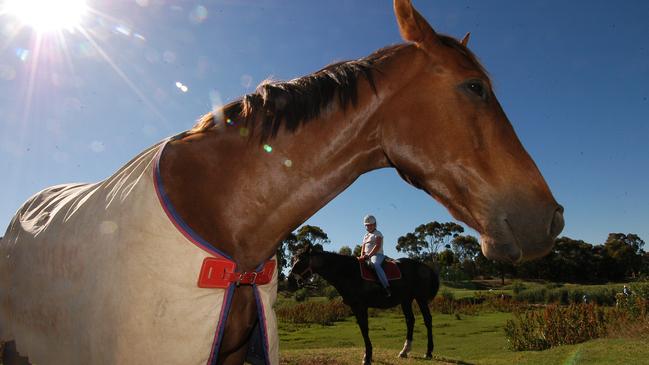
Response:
[197, 257, 276, 288]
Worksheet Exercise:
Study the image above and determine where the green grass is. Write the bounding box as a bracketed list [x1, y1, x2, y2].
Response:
[280, 339, 649, 365]
[281, 311, 511, 362]
[279, 305, 649, 364]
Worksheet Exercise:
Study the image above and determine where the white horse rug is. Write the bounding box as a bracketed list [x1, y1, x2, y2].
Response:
[0, 138, 279, 365]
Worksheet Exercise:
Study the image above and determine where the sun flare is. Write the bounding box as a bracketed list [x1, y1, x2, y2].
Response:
[4, 0, 88, 32]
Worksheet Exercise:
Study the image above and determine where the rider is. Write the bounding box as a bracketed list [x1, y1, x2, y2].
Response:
[360, 215, 391, 297]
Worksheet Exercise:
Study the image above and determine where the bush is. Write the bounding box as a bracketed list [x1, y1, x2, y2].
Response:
[275, 298, 352, 325]
[478, 293, 520, 313]
[510, 280, 526, 295]
[615, 293, 649, 319]
[440, 289, 455, 301]
[514, 287, 547, 303]
[630, 281, 649, 300]
[504, 304, 608, 351]
[294, 288, 309, 302]
[324, 285, 339, 300]
[514, 286, 617, 306]
[545, 282, 564, 289]
[430, 296, 481, 316]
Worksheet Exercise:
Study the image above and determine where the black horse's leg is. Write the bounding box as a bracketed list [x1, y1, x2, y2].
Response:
[416, 298, 434, 359]
[2, 341, 32, 365]
[398, 301, 414, 358]
[351, 305, 372, 365]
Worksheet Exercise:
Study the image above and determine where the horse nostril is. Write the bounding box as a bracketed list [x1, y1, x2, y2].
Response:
[549, 206, 565, 237]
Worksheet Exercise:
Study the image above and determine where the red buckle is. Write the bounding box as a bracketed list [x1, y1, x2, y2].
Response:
[197, 258, 276, 288]
[197, 258, 237, 288]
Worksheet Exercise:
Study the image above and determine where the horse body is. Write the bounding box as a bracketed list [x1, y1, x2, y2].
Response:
[0, 143, 280, 365]
[290, 250, 439, 363]
[2, 1, 564, 363]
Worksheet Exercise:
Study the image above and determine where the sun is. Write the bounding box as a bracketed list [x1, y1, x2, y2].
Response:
[4, 0, 88, 32]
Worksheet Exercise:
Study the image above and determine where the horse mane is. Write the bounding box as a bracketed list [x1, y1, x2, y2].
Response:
[316, 250, 359, 264]
[190, 35, 485, 143]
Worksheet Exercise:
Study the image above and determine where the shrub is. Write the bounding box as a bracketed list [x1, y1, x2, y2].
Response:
[440, 289, 455, 301]
[514, 287, 547, 303]
[514, 286, 617, 306]
[478, 293, 520, 313]
[504, 304, 608, 351]
[275, 298, 351, 325]
[324, 285, 339, 300]
[294, 288, 309, 302]
[545, 282, 563, 289]
[630, 281, 649, 300]
[430, 296, 480, 316]
[510, 280, 526, 295]
[615, 293, 649, 319]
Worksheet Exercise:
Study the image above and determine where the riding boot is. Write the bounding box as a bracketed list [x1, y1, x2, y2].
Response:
[384, 287, 391, 297]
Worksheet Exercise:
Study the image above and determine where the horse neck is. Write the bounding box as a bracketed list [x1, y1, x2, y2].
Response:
[160, 69, 410, 269]
[311, 253, 353, 288]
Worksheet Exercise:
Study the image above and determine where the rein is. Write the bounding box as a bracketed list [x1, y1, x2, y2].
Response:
[291, 257, 313, 284]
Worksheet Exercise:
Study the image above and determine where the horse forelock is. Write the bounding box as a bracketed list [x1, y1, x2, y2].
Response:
[189, 44, 408, 143]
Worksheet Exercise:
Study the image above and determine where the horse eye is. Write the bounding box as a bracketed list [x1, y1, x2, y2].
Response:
[465, 80, 487, 100]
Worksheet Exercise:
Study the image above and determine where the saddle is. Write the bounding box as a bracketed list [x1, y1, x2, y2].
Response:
[359, 257, 402, 282]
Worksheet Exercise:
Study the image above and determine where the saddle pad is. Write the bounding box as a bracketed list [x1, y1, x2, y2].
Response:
[0, 139, 279, 365]
[359, 259, 402, 281]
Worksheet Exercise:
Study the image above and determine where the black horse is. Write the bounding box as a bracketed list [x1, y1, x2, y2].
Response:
[289, 246, 439, 364]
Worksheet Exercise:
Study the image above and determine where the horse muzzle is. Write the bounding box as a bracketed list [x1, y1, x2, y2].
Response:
[480, 204, 564, 263]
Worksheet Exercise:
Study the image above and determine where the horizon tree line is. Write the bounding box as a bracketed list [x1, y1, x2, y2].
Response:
[277, 222, 648, 284]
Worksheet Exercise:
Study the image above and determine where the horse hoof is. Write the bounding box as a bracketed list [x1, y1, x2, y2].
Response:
[425, 354, 433, 360]
[398, 352, 408, 358]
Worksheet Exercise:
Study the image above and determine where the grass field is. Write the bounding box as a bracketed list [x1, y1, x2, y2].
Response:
[279, 310, 649, 364]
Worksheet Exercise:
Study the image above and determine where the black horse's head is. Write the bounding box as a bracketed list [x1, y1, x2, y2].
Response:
[288, 244, 323, 290]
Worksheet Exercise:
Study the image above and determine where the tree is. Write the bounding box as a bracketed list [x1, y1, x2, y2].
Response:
[396, 221, 464, 263]
[437, 249, 456, 267]
[518, 237, 599, 283]
[285, 225, 330, 258]
[603, 233, 645, 280]
[552, 237, 600, 283]
[276, 233, 297, 280]
[451, 234, 480, 263]
[277, 225, 331, 280]
[339, 245, 352, 256]
[282, 225, 331, 294]
[641, 252, 649, 277]
[353, 244, 362, 257]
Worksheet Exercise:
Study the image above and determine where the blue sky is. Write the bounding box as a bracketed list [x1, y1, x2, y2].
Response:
[1, 0, 647, 258]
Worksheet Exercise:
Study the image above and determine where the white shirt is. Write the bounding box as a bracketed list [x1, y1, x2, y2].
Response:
[363, 229, 384, 255]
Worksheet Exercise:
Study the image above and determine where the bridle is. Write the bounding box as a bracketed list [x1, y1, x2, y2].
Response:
[290, 256, 313, 285]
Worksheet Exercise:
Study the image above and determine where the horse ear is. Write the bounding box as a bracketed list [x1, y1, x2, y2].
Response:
[393, 0, 440, 51]
[460, 32, 471, 47]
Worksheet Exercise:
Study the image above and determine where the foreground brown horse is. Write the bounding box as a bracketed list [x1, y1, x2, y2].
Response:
[1, 1, 563, 364]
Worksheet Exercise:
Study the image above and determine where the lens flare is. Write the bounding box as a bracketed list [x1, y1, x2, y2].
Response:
[4, 0, 88, 32]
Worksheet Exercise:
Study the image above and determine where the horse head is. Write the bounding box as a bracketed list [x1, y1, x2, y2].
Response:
[379, 0, 564, 263]
[288, 245, 315, 289]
